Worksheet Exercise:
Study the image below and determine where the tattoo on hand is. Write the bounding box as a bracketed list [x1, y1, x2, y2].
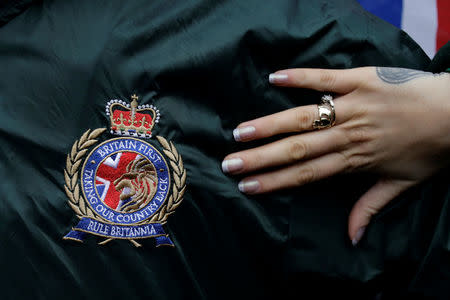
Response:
[376, 67, 437, 84]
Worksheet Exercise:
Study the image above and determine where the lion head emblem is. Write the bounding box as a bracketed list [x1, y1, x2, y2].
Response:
[113, 156, 158, 213]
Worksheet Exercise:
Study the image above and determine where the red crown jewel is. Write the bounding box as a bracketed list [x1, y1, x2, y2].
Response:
[106, 94, 160, 139]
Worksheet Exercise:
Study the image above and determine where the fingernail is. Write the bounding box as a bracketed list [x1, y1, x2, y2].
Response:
[221, 158, 244, 173]
[269, 73, 288, 84]
[352, 226, 366, 246]
[238, 179, 260, 194]
[233, 126, 255, 141]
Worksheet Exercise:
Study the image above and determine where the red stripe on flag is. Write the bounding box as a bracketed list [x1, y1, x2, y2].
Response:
[437, 0, 450, 51]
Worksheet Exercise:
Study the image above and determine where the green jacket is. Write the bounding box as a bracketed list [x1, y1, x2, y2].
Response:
[0, 1, 449, 299]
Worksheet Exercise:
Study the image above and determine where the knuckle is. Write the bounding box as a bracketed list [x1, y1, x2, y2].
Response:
[340, 150, 373, 172]
[246, 151, 263, 170]
[294, 109, 313, 131]
[295, 166, 316, 185]
[348, 155, 371, 171]
[287, 140, 308, 161]
[319, 71, 337, 91]
[364, 203, 379, 218]
[291, 70, 307, 85]
[346, 126, 372, 143]
[351, 67, 374, 84]
[339, 145, 374, 172]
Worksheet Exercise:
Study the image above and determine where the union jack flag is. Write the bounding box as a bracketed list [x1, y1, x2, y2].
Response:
[358, 0, 450, 58]
[96, 152, 142, 211]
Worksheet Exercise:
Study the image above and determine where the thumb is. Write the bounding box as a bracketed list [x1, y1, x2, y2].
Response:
[348, 178, 415, 246]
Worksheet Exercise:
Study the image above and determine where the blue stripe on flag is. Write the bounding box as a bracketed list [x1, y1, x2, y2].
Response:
[97, 185, 105, 197]
[357, 0, 403, 28]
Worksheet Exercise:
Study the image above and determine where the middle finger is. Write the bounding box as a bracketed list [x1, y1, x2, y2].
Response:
[222, 127, 347, 174]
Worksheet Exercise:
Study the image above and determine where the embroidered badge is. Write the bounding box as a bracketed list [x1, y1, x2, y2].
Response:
[63, 95, 186, 247]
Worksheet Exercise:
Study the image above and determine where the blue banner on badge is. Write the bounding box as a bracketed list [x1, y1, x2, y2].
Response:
[64, 217, 174, 246]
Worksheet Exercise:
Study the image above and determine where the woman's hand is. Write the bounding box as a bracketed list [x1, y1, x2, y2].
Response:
[222, 67, 450, 245]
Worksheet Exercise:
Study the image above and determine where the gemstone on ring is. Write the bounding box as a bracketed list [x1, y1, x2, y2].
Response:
[312, 94, 335, 130]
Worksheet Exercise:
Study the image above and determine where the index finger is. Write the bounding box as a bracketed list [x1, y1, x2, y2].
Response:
[233, 105, 316, 141]
[269, 67, 372, 94]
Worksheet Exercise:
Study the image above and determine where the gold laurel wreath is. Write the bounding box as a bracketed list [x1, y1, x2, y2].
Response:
[64, 128, 186, 240]
[64, 128, 106, 221]
[148, 136, 186, 224]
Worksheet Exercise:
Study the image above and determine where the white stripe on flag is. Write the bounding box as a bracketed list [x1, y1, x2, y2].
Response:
[402, 0, 438, 58]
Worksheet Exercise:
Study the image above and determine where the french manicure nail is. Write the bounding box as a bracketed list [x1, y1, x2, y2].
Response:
[269, 73, 288, 84]
[238, 179, 260, 194]
[352, 226, 366, 246]
[233, 126, 255, 141]
[221, 158, 244, 173]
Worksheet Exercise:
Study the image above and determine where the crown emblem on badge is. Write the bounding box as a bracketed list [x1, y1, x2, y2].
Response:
[106, 94, 160, 138]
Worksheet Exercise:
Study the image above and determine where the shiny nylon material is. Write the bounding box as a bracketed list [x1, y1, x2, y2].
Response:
[0, 0, 448, 299]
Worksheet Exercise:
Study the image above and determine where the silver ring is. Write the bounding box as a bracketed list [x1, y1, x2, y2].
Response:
[312, 94, 335, 130]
